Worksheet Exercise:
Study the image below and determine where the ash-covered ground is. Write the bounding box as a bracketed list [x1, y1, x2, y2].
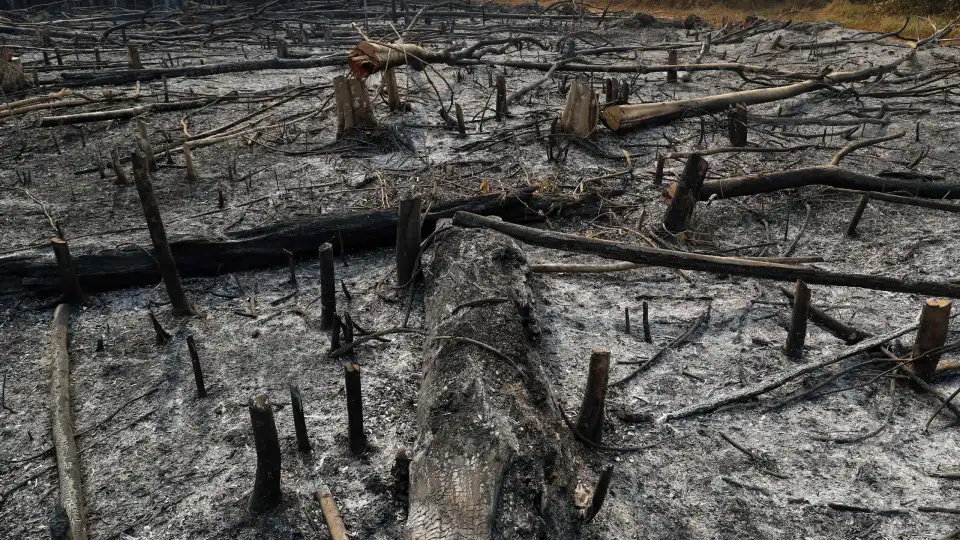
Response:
[3, 2, 960, 539]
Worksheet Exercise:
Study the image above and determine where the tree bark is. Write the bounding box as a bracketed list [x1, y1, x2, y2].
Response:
[50, 304, 88, 540]
[406, 224, 577, 539]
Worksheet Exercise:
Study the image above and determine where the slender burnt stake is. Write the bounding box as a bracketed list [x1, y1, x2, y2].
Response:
[663, 153, 709, 235]
[385, 68, 402, 111]
[285, 249, 297, 287]
[846, 195, 870, 237]
[586, 464, 614, 523]
[495, 73, 507, 120]
[912, 299, 953, 381]
[624, 307, 630, 334]
[396, 195, 422, 289]
[162, 75, 169, 103]
[131, 150, 194, 316]
[315, 486, 349, 540]
[183, 145, 199, 183]
[50, 237, 84, 305]
[186, 335, 206, 397]
[455, 103, 467, 137]
[728, 102, 748, 146]
[666, 49, 678, 83]
[110, 148, 127, 185]
[785, 280, 811, 359]
[319, 243, 336, 330]
[575, 349, 612, 443]
[148, 310, 171, 345]
[289, 384, 311, 452]
[344, 363, 366, 454]
[642, 301, 652, 343]
[247, 394, 282, 514]
[654, 153, 665, 186]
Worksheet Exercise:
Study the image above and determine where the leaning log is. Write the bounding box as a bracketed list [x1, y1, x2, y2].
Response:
[407, 224, 577, 538]
[451, 212, 960, 297]
[600, 52, 913, 132]
[698, 165, 960, 200]
[50, 304, 89, 540]
[0, 189, 602, 297]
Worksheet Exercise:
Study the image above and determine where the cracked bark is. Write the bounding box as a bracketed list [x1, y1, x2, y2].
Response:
[406, 224, 577, 539]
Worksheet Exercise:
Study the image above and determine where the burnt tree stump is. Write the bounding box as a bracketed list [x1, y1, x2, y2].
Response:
[663, 153, 709, 235]
[247, 394, 282, 515]
[405, 224, 577, 539]
[912, 299, 953, 381]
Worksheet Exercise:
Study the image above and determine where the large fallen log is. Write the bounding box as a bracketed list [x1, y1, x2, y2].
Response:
[599, 52, 913, 132]
[0, 189, 601, 297]
[49, 304, 89, 540]
[57, 54, 347, 87]
[408, 223, 577, 539]
[698, 166, 960, 200]
[451, 212, 960, 297]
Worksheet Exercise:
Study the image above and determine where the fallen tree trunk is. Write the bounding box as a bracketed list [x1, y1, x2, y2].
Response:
[37, 96, 237, 126]
[408, 223, 577, 539]
[50, 304, 88, 540]
[451, 212, 960, 297]
[698, 166, 960, 200]
[599, 52, 913, 132]
[0, 189, 602, 297]
[57, 54, 347, 86]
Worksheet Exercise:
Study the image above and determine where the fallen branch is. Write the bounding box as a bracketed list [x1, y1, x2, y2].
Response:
[451, 212, 960, 297]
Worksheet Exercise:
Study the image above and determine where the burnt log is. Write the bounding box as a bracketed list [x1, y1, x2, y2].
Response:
[0, 188, 597, 298]
[407, 224, 577, 538]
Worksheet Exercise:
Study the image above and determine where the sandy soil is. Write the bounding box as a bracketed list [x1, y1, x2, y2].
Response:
[3, 4, 960, 539]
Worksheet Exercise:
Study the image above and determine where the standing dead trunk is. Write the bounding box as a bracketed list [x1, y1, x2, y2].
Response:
[406, 224, 577, 539]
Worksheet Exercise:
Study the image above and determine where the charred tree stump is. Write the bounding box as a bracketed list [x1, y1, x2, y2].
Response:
[406, 225, 577, 539]
[396, 195, 422, 289]
[50, 237, 84, 305]
[559, 80, 599, 138]
[131, 150, 194, 316]
[186, 335, 206, 397]
[727, 102, 748, 146]
[912, 299, 953, 381]
[319, 242, 336, 330]
[247, 394, 282, 515]
[126, 44, 142, 69]
[344, 363, 366, 454]
[110, 148, 127, 185]
[585, 464, 614, 523]
[49, 304, 89, 540]
[455, 103, 467, 138]
[785, 280, 811, 359]
[333, 76, 376, 138]
[575, 349, 611, 443]
[133, 119, 156, 172]
[666, 49, 678, 83]
[289, 383, 311, 452]
[663, 153, 709, 235]
[642, 301, 652, 343]
[495, 73, 507, 121]
[846, 195, 870, 237]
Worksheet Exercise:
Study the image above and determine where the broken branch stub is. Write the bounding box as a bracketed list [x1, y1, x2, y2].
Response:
[559, 80, 599, 138]
[333, 76, 376, 138]
[662, 153, 709, 235]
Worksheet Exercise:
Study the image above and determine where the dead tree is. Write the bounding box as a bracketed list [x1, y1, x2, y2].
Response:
[406, 224, 577, 538]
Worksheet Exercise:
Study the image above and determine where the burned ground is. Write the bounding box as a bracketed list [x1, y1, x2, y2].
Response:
[2, 2, 960, 539]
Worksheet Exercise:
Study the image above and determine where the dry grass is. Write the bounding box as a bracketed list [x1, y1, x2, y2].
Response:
[500, 0, 957, 35]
